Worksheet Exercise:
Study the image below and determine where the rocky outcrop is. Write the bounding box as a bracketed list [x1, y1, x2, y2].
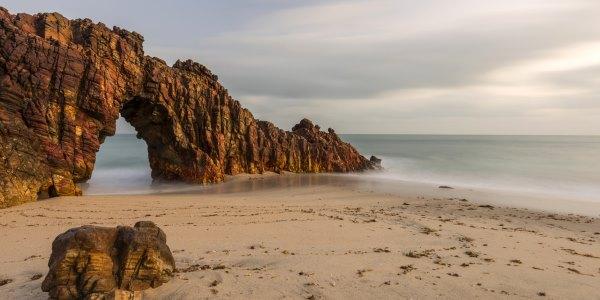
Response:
[369, 156, 382, 168]
[0, 7, 377, 208]
[41, 221, 175, 299]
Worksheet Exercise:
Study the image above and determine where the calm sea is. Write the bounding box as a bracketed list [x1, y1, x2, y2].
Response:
[86, 134, 600, 203]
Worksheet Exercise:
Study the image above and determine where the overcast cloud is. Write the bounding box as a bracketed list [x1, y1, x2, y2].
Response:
[3, 0, 600, 134]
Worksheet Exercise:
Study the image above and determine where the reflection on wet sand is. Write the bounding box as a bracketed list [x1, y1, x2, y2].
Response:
[93, 172, 600, 217]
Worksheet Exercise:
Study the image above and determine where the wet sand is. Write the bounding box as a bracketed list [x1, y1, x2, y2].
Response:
[0, 174, 599, 299]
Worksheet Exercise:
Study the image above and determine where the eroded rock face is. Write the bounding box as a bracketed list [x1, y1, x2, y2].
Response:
[0, 7, 377, 208]
[41, 221, 175, 299]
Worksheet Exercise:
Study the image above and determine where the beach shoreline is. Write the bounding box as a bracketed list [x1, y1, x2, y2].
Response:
[1, 173, 599, 299]
[84, 172, 600, 218]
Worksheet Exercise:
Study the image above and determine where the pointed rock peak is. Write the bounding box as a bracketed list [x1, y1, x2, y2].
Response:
[292, 118, 316, 132]
[173, 59, 218, 80]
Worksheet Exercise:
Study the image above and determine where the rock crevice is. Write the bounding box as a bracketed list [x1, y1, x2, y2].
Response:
[0, 7, 376, 208]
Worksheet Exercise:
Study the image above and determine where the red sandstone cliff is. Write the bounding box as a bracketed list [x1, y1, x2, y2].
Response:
[0, 8, 377, 208]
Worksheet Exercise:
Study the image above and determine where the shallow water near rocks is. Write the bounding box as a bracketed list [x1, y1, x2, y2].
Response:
[84, 133, 600, 216]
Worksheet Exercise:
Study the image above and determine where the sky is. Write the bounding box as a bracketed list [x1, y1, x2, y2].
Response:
[3, 0, 600, 134]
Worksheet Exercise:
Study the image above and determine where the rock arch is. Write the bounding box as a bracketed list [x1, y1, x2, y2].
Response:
[0, 8, 376, 208]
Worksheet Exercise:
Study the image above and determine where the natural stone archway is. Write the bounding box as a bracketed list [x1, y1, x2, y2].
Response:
[0, 8, 377, 208]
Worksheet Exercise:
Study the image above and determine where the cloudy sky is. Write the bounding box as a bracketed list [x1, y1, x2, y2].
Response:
[4, 0, 600, 134]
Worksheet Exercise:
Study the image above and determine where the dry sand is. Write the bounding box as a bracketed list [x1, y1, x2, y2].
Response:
[0, 174, 599, 299]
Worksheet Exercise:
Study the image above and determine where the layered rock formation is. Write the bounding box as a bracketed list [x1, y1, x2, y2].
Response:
[42, 221, 175, 299]
[0, 7, 377, 208]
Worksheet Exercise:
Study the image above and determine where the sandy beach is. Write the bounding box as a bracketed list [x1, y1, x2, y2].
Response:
[1, 174, 599, 299]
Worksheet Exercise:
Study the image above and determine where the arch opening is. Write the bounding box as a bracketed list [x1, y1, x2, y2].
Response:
[83, 95, 192, 194]
[83, 115, 152, 195]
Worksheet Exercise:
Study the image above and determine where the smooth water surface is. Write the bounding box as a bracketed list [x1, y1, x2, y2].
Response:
[86, 133, 600, 204]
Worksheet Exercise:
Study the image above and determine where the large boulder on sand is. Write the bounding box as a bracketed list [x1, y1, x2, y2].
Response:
[41, 221, 175, 299]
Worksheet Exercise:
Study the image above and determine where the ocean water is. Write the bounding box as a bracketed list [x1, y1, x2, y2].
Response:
[84, 134, 153, 194]
[85, 134, 600, 203]
[345, 134, 600, 202]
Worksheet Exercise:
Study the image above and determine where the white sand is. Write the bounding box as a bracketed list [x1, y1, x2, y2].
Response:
[0, 174, 599, 299]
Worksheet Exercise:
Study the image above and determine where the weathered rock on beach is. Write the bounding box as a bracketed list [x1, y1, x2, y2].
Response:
[0, 7, 377, 208]
[41, 221, 175, 299]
